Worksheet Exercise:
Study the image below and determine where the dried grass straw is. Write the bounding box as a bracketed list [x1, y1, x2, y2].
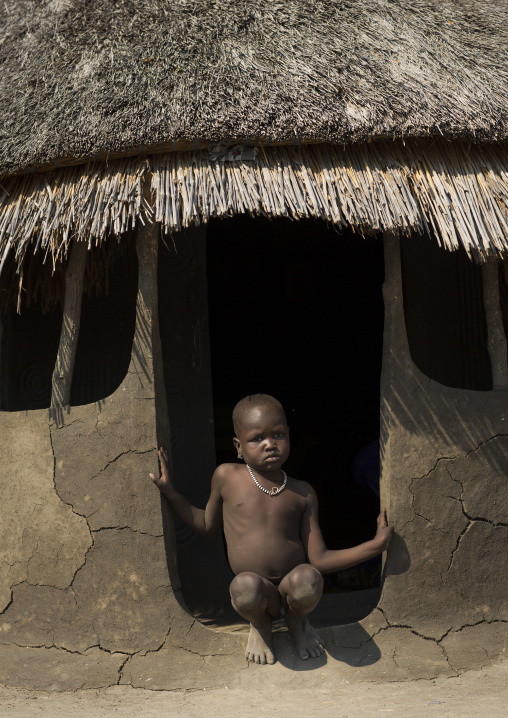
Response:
[1, 140, 508, 286]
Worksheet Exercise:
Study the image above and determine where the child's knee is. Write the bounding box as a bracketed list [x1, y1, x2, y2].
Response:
[230, 573, 265, 610]
[286, 565, 323, 605]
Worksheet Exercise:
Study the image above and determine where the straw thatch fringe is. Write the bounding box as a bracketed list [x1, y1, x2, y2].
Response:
[0, 158, 150, 280]
[151, 140, 508, 259]
[1, 140, 508, 287]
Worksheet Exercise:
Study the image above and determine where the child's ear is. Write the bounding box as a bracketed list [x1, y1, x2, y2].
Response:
[233, 437, 241, 452]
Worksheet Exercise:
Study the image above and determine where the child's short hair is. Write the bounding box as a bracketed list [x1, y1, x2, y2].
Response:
[232, 394, 287, 436]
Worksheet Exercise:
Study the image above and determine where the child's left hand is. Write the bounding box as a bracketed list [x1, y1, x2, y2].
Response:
[374, 509, 394, 551]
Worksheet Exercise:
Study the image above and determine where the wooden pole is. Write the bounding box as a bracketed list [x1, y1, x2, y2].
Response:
[50, 241, 88, 415]
[134, 194, 172, 450]
[482, 261, 508, 390]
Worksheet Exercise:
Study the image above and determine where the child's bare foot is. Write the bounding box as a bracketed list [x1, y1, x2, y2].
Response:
[285, 614, 324, 660]
[245, 622, 275, 664]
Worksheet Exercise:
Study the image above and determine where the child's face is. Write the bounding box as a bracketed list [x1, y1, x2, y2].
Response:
[233, 404, 290, 473]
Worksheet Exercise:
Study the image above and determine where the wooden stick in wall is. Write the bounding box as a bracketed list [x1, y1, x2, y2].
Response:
[50, 241, 88, 414]
[482, 260, 508, 390]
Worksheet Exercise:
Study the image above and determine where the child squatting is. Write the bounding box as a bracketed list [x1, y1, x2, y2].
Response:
[150, 393, 394, 665]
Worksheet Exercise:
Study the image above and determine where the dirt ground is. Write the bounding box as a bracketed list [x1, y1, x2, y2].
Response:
[0, 662, 507, 718]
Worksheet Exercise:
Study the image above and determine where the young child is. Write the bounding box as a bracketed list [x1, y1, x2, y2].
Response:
[150, 393, 393, 665]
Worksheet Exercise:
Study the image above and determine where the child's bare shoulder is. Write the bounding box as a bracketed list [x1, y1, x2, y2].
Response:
[212, 462, 244, 486]
[289, 476, 316, 496]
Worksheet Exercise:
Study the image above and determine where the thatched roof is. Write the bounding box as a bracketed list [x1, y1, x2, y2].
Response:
[1, 0, 508, 306]
[1, 1, 508, 175]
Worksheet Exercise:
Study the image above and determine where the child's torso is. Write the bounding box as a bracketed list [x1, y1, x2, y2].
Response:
[221, 469, 308, 582]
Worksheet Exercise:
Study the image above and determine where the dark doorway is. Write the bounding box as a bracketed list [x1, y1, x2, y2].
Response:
[206, 215, 384, 602]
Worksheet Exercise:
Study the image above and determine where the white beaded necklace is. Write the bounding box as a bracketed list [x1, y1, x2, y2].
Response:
[246, 464, 287, 496]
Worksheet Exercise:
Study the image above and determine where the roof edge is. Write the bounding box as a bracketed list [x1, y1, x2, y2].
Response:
[1, 139, 508, 306]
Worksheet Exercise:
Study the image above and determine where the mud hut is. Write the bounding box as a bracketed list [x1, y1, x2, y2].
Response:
[1, 0, 507, 690]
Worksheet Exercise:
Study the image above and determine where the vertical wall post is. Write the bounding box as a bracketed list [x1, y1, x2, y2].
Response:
[50, 241, 88, 417]
[133, 205, 181, 585]
[379, 231, 416, 527]
[133, 209, 172, 449]
[482, 260, 508, 389]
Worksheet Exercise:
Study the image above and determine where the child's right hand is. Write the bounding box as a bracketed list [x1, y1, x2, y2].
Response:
[149, 447, 177, 498]
[374, 509, 394, 551]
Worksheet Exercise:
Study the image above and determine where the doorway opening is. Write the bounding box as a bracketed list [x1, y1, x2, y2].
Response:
[206, 215, 385, 628]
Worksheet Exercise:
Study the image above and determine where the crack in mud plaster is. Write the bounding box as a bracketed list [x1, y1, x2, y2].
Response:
[391, 645, 400, 670]
[48, 421, 95, 531]
[465, 433, 508, 458]
[48, 426, 161, 539]
[448, 470, 508, 528]
[331, 607, 445, 649]
[114, 627, 173, 667]
[369, 608, 508, 667]
[0, 583, 18, 615]
[458, 499, 508, 528]
[69, 525, 165, 596]
[437, 619, 508, 643]
[0, 557, 30, 570]
[174, 645, 236, 659]
[5, 641, 133, 657]
[92, 448, 154, 476]
[185, 621, 196, 638]
[116, 655, 131, 684]
[445, 519, 473, 572]
[409, 375, 432, 397]
[91, 526, 163, 537]
[398, 457, 456, 531]
[402, 435, 508, 533]
[68, 535, 95, 591]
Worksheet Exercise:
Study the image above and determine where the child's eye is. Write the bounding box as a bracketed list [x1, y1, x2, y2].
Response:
[274, 432, 284, 439]
[249, 436, 262, 442]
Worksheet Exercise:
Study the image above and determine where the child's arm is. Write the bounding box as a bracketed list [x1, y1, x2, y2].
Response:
[149, 447, 223, 538]
[301, 486, 393, 573]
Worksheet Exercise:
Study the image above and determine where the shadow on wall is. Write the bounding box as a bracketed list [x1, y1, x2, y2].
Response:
[381, 234, 508, 477]
[380, 358, 508, 477]
[0, 240, 138, 412]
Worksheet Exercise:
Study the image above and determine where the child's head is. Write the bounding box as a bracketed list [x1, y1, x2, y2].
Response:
[232, 395, 289, 472]
[232, 394, 287, 437]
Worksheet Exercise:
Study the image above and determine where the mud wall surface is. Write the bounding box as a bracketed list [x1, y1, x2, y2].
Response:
[0, 228, 507, 690]
[0, 223, 245, 691]
[375, 234, 508, 671]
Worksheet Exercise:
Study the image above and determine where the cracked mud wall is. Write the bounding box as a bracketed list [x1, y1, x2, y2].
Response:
[374, 233, 508, 672]
[0, 221, 245, 691]
[0, 411, 92, 614]
[1, 224, 507, 691]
